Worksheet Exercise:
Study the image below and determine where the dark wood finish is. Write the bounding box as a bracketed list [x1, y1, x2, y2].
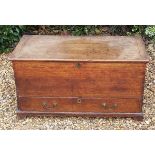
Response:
[17, 111, 143, 120]
[13, 61, 146, 98]
[9, 35, 149, 119]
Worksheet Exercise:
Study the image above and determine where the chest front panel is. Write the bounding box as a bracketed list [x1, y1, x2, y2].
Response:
[13, 61, 145, 98]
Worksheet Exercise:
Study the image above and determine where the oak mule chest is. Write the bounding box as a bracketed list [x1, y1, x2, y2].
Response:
[9, 35, 149, 119]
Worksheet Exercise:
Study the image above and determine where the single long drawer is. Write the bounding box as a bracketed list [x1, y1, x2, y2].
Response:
[18, 97, 142, 113]
[13, 61, 146, 98]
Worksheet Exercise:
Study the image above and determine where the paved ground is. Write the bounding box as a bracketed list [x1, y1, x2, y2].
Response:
[0, 43, 155, 129]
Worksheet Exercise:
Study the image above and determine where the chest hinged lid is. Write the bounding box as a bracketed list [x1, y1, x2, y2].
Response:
[8, 35, 149, 62]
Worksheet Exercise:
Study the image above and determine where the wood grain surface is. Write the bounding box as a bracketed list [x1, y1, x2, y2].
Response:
[9, 35, 149, 62]
[9, 35, 148, 118]
[13, 61, 146, 98]
[18, 97, 141, 113]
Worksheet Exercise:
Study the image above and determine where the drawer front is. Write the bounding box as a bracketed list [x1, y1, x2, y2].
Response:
[18, 97, 141, 113]
[13, 61, 146, 98]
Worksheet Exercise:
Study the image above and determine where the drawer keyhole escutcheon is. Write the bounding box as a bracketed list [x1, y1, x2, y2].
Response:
[75, 62, 81, 68]
[77, 98, 82, 104]
[42, 101, 58, 110]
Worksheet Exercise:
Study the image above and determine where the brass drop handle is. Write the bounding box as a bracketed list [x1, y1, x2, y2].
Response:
[101, 103, 108, 109]
[112, 103, 117, 109]
[75, 62, 81, 68]
[52, 102, 58, 107]
[42, 101, 58, 110]
[101, 103, 118, 109]
[42, 101, 47, 106]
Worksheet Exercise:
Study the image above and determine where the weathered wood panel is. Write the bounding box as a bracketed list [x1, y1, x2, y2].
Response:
[13, 61, 146, 98]
[18, 97, 141, 113]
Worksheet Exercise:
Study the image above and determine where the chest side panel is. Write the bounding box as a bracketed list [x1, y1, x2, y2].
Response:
[13, 61, 146, 98]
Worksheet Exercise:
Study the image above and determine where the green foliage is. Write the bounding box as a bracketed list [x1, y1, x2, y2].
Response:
[130, 25, 146, 35]
[66, 25, 93, 35]
[0, 25, 155, 54]
[25, 25, 104, 36]
[109, 25, 130, 35]
[145, 26, 155, 42]
[65, 26, 102, 35]
[0, 26, 26, 53]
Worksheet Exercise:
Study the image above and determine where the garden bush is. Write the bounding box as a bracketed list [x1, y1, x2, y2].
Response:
[0, 26, 26, 53]
[0, 25, 155, 53]
[145, 26, 155, 42]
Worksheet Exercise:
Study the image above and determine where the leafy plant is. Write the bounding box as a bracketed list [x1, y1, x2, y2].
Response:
[145, 26, 155, 43]
[109, 25, 129, 35]
[130, 25, 146, 35]
[0, 26, 26, 53]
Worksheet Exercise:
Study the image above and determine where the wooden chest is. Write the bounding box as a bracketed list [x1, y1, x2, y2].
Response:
[9, 35, 149, 119]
